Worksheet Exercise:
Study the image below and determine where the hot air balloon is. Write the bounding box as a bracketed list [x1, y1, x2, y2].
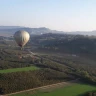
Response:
[14, 30, 30, 50]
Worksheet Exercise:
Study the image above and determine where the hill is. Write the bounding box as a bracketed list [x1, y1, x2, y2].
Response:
[1, 26, 96, 36]
[30, 33, 96, 56]
[0, 26, 64, 36]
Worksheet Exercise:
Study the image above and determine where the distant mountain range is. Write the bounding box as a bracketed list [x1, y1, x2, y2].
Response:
[0, 26, 96, 36]
[0, 26, 64, 36]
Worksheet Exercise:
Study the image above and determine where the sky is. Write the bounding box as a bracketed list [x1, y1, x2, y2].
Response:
[0, 0, 96, 31]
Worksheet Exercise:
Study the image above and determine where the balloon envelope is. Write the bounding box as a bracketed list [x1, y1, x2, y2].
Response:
[14, 30, 30, 47]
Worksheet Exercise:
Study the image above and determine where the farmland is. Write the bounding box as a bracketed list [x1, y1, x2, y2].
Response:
[0, 66, 39, 73]
[0, 34, 96, 95]
[9, 83, 96, 96]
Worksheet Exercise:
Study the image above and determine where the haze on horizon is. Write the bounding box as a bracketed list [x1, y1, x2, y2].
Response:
[0, 0, 96, 32]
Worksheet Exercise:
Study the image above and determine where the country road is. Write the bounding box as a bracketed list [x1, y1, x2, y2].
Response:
[2, 78, 80, 96]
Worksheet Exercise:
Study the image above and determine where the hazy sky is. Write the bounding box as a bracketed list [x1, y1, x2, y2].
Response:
[0, 0, 96, 31]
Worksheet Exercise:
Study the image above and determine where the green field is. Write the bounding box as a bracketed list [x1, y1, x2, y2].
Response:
[0, 66, 39, 73]
[10, 83, 96, 96]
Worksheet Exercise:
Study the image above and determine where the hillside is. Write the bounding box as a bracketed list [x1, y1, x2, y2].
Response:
[0, 33, 96, 95]
[30, 33, 96, 57]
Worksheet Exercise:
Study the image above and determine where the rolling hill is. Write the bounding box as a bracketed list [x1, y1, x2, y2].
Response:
[0, 26, 96, 36]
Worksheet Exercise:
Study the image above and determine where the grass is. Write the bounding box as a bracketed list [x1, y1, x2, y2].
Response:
[0, 66, 39, 73]
[9, 83, 96, 96]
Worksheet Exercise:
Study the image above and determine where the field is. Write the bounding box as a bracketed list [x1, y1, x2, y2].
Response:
[0, 35, 96, 96]
[9, 83, 96, 96]
[0, 66, 39, 73]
